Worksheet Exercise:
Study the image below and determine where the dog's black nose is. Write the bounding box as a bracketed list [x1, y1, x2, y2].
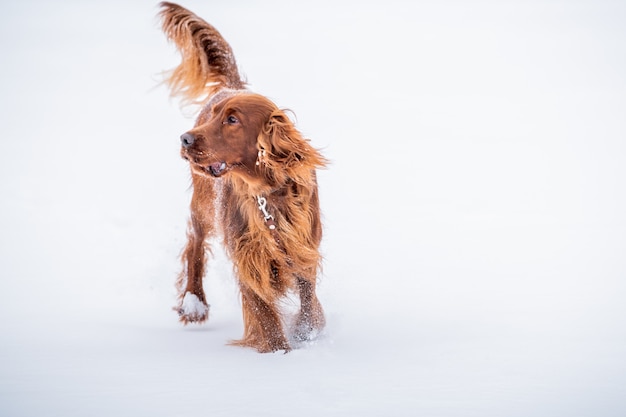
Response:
[180, 132, 195, 148]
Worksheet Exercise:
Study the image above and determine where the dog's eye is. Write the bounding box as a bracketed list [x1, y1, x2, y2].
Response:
[225, 115, 239, 125]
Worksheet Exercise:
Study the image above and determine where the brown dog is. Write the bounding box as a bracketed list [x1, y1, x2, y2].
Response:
[159, 2, 327, 352]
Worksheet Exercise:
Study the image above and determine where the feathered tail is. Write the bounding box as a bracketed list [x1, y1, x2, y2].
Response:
[159, 2, 245, 105]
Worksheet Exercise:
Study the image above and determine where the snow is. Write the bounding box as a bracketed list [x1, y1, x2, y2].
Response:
[178, 291, 209, 320]
[1, 0, 626, 416]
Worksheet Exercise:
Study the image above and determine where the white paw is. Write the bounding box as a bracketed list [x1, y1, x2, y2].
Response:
[176, 292, 209, 323]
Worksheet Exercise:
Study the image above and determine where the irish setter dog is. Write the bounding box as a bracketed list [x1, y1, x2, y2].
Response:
[159, 2, 327, 352]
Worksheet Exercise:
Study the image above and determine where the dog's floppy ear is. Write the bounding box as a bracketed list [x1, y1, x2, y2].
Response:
[257, 110, 327, 185]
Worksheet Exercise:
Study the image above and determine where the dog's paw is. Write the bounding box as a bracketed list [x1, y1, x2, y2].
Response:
[229, 336, 292, 354]
[175, 292, 209, 324]
[291, 315, 325, 343]
[291, 323, 321, 342]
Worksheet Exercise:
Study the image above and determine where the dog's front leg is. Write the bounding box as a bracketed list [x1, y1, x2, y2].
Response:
[175, 214, 211, 324]
[230, 285, 291, 353]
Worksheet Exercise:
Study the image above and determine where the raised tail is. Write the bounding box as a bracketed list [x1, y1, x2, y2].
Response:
[159, 2, 245, 105]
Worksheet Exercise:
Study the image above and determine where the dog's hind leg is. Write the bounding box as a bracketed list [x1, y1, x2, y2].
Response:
[293, 276, 326, 342]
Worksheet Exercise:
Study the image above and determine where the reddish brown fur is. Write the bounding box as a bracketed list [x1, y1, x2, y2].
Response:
[159, 2, 327, 352]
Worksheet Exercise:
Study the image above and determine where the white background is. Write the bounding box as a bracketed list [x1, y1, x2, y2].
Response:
[1, 1, 625, 416]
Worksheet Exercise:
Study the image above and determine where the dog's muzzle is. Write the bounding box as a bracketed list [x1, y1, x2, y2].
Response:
[180, 132, 195, 148]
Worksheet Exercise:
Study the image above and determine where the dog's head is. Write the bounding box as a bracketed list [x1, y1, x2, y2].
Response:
[180, 93, 326, 188]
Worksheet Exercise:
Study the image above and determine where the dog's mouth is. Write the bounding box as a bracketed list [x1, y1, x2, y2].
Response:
[189, 161, 229, 178]
[205, 161, 228, 177]
[182, 151, 230, 178]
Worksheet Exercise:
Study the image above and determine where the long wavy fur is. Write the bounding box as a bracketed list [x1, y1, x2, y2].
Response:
[159, 2, 245, 105]
[158, 3, 327, 353]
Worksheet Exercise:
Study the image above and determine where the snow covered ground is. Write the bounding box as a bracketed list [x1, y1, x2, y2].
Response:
[1, 0, 625, 416]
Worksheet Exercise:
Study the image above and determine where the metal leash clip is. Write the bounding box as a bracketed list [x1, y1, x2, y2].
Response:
[256, 196, 276, 230]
